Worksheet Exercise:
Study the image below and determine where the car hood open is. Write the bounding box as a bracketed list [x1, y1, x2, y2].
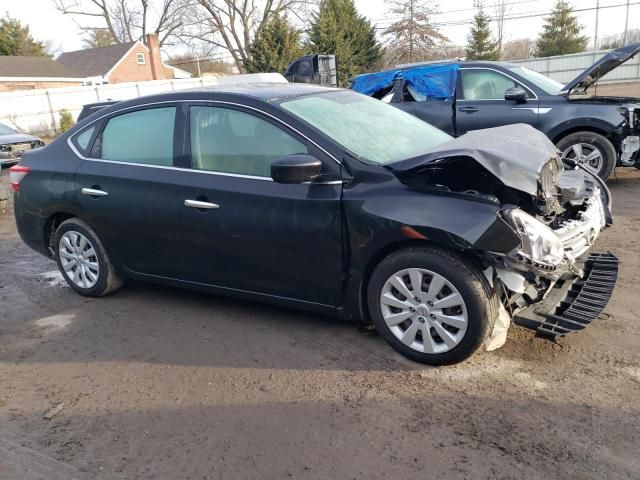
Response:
[389, 124, 561, 195]
[0, 132, 39, 145]
[560, 42, 640, 95]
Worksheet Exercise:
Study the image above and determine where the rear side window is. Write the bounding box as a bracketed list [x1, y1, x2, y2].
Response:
[72, 125, 96, 155]
[189, 106, 307, 177]
[461, 70, 531, 100]
[92, 107, 176, 166]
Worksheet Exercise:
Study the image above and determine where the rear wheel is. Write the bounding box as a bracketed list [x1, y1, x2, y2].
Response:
[54, 218, 123, 297]
[367, 247, 496, 365]
[556, 131, 616, 179]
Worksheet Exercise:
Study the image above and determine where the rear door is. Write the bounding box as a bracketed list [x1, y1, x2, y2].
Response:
[73, 104, 187, 278]
[175, 103, 344, 306]
[455, 68, 539, 135]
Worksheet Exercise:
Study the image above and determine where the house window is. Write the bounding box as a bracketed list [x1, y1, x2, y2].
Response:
[136, 53, 145, 64]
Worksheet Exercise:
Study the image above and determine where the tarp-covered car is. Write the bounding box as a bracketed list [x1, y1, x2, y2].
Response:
[351, 43, 640, 180]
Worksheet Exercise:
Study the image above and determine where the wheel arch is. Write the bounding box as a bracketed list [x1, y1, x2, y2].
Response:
[549, 122, 614, 144]
[349, 239, 485, 324]
[43, 211, 76, 257]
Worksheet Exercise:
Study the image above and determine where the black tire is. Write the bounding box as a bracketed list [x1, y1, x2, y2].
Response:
[53, 218, 123, 297]
[556, 131, 616, 180]
[367, 247, 497, 366]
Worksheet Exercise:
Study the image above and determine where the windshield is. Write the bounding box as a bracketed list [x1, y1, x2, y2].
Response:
[279, 90, 452, 165]
[0, 123, 17, 135]
[507, 66, 564, 94]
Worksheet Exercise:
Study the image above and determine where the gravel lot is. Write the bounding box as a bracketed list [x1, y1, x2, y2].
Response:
[1, 166, 639, 480]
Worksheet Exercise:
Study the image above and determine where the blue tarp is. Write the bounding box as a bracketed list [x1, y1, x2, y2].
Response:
[350, 64, 458, 100]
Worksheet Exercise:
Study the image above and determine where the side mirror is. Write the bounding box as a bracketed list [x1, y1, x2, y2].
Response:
[271, 154, 322, 184]
[505, 87, 527, 103]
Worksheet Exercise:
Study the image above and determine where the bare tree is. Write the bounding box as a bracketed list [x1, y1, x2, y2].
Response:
[493, 0, 510, 59]
[381, 0, 447, 65]
[501, 38, 533, 60]
[181, 0, 315, 73]
[53, 0, 189, 46]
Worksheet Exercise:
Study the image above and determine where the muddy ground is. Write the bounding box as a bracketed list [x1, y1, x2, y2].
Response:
[0, 166, 639, 480]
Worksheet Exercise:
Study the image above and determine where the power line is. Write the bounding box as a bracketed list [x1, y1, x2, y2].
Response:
[373, 1, 640, 30]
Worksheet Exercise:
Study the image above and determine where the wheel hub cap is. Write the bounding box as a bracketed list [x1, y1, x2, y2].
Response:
[380, 268, 468, 354]
[561, 143, 603, 171]
[59, 231, 99, 289]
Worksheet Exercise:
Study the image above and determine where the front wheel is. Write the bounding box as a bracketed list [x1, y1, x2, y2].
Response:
[367, 247, 496, 366]
[556, 131, 616, 180]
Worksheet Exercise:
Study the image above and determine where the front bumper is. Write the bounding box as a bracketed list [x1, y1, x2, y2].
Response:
[0, 152, 19, 166]
[513, 252, 618, 339]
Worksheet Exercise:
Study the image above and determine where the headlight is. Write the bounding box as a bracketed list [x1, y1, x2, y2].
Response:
[507, 209, 565, 268]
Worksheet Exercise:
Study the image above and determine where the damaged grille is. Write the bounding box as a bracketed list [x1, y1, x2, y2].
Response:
[513, 252, 618, 339]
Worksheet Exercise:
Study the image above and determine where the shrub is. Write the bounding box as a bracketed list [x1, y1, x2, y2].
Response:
[58, 109, 74, 134]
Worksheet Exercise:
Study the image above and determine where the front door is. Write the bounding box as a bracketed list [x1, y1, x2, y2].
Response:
[175, 104, 344, 307]
[455, 68, 540, 135]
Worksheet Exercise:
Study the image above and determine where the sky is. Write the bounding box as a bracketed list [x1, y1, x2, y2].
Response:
[3, 0, 638, 57]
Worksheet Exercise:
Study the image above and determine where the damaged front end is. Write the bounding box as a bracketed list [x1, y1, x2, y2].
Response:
[391, 124, 619, 349]
[486, 166, 618, 346]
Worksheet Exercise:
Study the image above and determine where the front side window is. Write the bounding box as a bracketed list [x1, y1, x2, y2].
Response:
[190, 106, 308, 177]
[279, 90, 452, 165]
[94, 107, 175, 166]
[461, 70, 531, 100]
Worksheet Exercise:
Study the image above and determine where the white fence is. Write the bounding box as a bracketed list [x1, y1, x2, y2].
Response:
[0, 74, 285, 137]
[510, 48, 640, 85]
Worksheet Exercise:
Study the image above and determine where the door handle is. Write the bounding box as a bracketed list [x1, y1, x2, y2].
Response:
[458, 106, 479, 113]
[81, 187, 109, 197]
[184, 199, 219, 209]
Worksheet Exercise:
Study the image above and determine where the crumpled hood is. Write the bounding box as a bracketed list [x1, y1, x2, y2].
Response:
[561, 42, 640, 95]
[0, 133, 40, 145]
[390, 124, 561, 195]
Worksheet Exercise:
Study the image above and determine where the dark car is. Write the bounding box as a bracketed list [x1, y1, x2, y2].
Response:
[350, 43, 640, 179]
[11, 84, 618, 365]
[76, 101, 119, 123]
[0, 122, 44, 167]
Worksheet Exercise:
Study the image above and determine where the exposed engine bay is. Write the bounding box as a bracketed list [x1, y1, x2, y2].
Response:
[390, 124, 618, 349]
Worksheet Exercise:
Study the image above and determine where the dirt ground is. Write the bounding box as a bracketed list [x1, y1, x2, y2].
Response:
[0, 166, 639, 480]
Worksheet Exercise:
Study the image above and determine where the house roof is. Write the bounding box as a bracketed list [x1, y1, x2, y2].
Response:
[0, 56, 82, 78]
[56, 42, 138, 77]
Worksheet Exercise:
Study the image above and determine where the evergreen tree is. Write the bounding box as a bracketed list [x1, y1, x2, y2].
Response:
[535, 0, 587, 57]
[382, 0, 447, 64]
[82, 29, 117, 49]
[243, 14, 304, 74]
[0, 15, 48, 56]
[465, 9, 499, 61]
[308, 0, 383, 86]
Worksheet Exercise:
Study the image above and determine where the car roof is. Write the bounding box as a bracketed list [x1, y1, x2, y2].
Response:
[396, 60, 518, 71]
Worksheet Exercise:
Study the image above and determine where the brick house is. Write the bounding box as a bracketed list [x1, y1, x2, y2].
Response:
[0, 56, 84, 91]
[56, 34, 186, 85]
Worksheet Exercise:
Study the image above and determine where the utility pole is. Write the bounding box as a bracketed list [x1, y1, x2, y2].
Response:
[409, 0, 414, 62]
[593, 0, 600, 50]
[623, 0, 631, 45]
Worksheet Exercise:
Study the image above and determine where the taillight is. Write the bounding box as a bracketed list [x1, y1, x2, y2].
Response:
[9, 165, 30, 191]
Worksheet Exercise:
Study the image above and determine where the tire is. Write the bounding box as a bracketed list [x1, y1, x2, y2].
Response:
[367, 247, 497, 366]
[556, 131, 616, 180]
[53, 218, 123, 297]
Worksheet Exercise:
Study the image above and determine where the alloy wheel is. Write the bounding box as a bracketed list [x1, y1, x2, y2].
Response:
[379, 268, 468, 354]
[59, 231, 100, 289]
[561, 143, 603, 172]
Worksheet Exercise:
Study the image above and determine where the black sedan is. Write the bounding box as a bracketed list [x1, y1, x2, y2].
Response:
[0, 122, 44, 166]
[11, 84, 618, 365]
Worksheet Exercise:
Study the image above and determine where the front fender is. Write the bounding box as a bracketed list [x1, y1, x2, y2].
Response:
[339, 183, 520, 321]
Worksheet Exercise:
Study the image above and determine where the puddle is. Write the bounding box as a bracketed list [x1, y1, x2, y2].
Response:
[35, 314, 74, 329]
